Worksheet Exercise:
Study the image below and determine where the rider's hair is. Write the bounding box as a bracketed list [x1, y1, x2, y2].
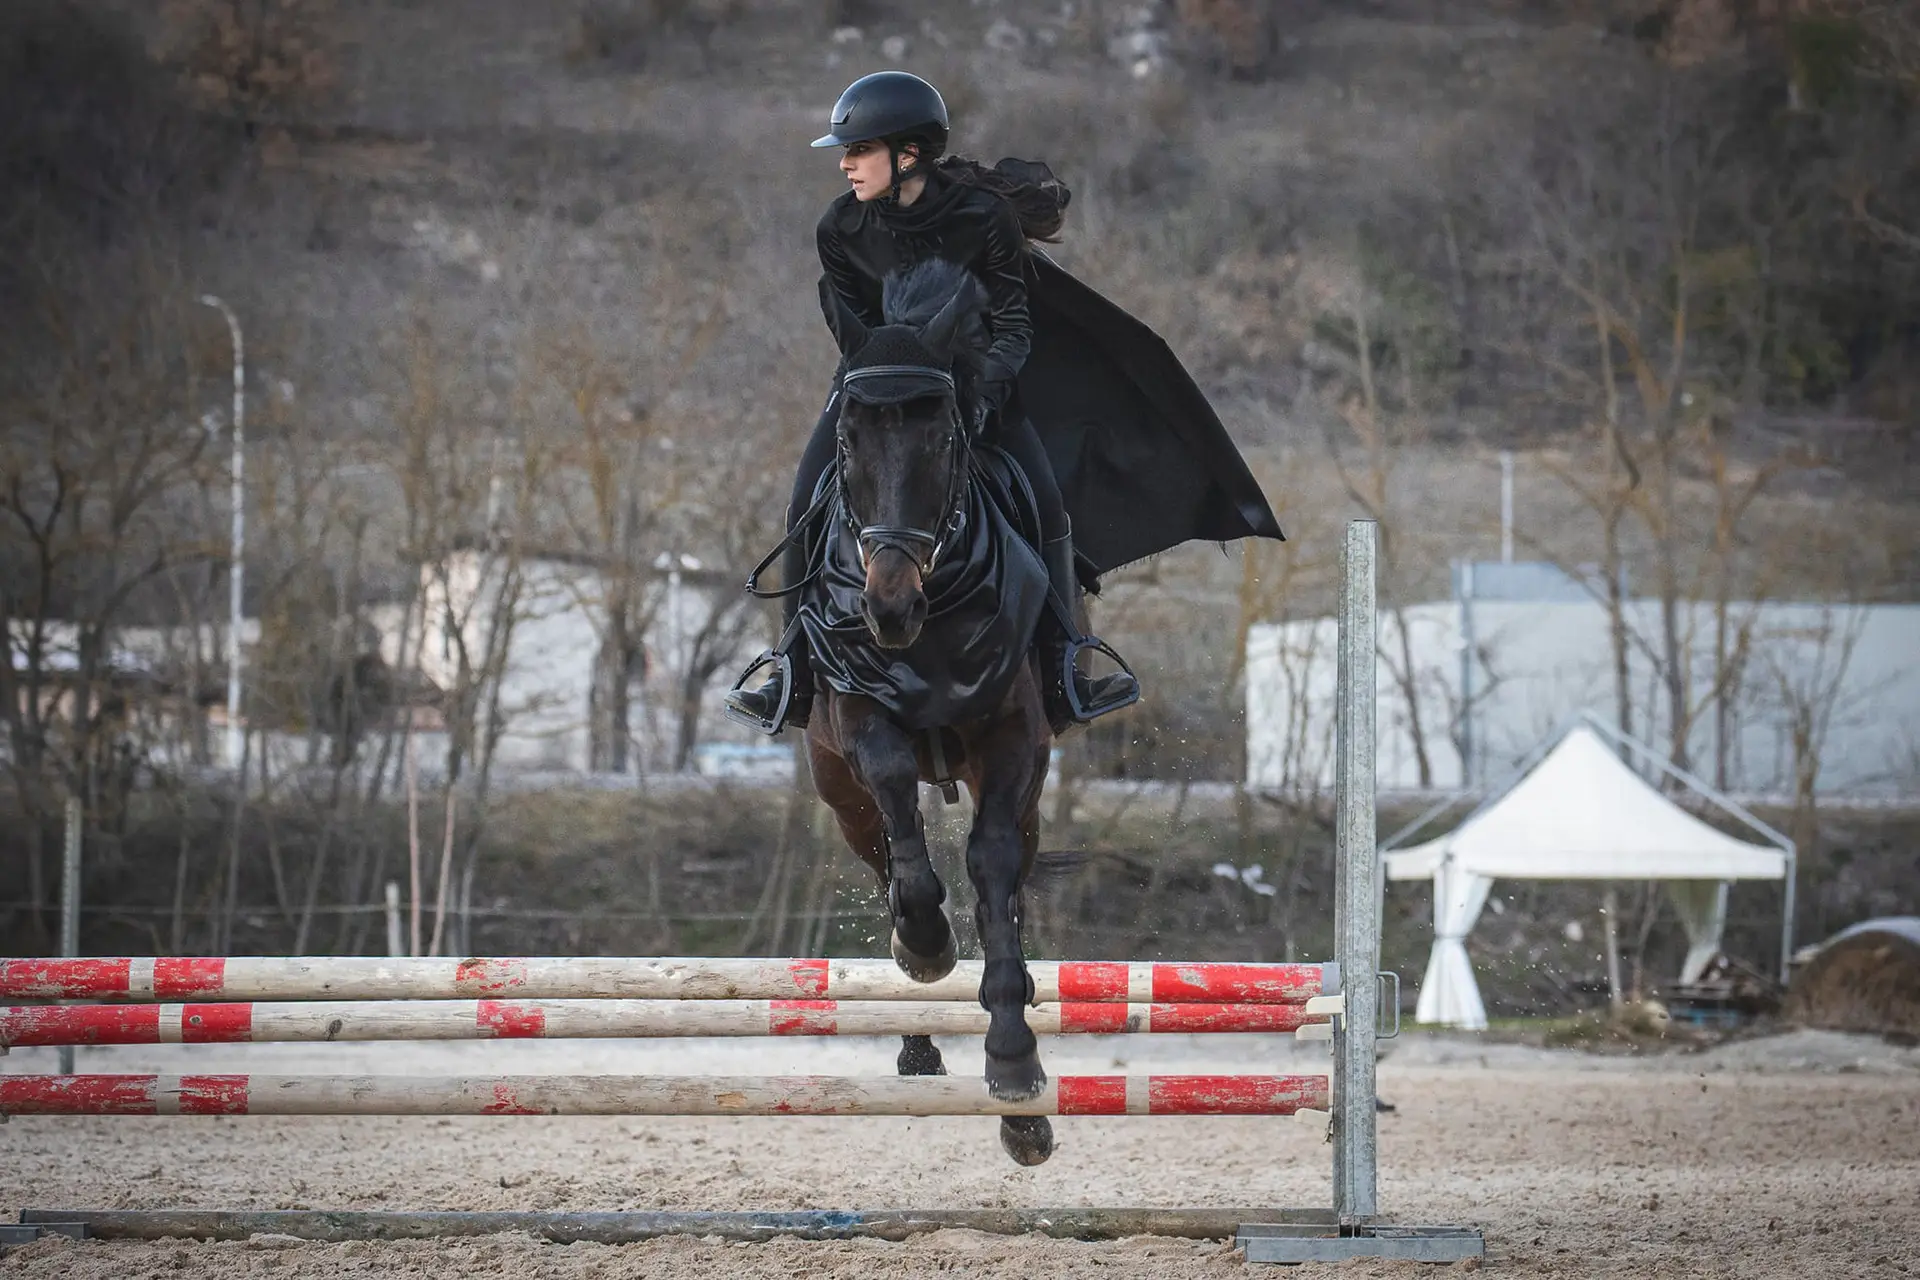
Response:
[933, 156, 1071, 243]
[886, 129, 946, 162]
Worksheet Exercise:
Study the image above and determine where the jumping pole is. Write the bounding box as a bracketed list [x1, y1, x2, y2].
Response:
[1, 1072, 1328, 1118]
[0, 957, 1324, 1006]
[0, 997, 1325, 1047]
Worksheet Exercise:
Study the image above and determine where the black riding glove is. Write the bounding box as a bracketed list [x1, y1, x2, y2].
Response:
[973, 376, 1013, 438]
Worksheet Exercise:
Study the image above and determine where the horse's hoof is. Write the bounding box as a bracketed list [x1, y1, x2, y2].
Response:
[999, 1116, 1054, 1167]
[891, 921, 957, 983]
[984, 1051, 1047, 1103]
[897, 1038, 948, 1077]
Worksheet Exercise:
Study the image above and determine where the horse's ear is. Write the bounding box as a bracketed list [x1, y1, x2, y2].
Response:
[818, 277, 869, 358]
[917, 275, 980, 361]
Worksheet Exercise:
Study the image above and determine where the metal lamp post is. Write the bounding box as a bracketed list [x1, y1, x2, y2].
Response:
[197, 295, 245, 772]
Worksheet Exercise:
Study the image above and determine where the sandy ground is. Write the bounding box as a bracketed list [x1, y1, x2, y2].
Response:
[4, 1029, 1918, 1278]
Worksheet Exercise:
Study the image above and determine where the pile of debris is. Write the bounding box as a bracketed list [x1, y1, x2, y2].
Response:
[1784, 918, 1920, 1040]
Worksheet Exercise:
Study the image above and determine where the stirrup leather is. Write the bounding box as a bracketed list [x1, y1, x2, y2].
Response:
[723, 649, 796, 735]
[1059, 635, 1140, 723]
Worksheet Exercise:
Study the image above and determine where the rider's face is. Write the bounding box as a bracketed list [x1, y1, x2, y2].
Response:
[841, 139, 914, 201]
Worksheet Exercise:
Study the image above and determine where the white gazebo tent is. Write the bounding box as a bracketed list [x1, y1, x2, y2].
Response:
[1381, 716, 1796, 1029]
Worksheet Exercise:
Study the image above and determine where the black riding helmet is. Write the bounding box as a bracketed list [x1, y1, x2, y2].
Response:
[811, 71, 949, 158]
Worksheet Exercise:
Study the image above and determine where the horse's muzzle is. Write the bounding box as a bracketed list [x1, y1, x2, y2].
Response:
[861, 589, 927, 649]
[861, 552, 927, 649]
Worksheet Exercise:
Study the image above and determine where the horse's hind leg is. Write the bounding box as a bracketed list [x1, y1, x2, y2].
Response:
[954, 715, 1055, 1165]
[993, 789, 1053, 1165]
[966, 758, 1046, 1106]
[1000, 1115, 1054, 1167]
[897, 1034, 946, 1076]
[994, 793, 1053, 1165]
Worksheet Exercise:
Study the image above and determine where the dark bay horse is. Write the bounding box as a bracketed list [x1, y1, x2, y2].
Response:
[798, 261, 1058, 1165]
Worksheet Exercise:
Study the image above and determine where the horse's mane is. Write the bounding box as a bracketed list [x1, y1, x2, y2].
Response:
[882, 260, 988, 348]
[877, 259, 991, 404]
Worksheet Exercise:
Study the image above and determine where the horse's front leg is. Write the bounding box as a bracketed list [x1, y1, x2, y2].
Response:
[966, 725, 1050, 1106]
[808, 720, 949, 1080]
[993, 766, 1055, 1166]
[838, 701, 955, 982]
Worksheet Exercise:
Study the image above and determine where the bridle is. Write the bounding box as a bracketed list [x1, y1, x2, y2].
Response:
[836, 364, 970, 579]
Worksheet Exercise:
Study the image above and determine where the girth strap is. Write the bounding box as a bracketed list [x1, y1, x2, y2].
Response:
[925, 729, 961, 806]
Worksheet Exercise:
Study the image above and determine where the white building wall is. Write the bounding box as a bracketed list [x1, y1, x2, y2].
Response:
[9, 569, 770, 781]
[407, 550, 766, 777]
[1247, 599, 1920, 798]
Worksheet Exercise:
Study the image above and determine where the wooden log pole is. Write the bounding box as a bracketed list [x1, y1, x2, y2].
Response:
[18, 1206, 1331, 1244]
[0, 1072, 1330, 1118]
[0, 957, 1326, 1006]
[1, 997, 1324, 1048]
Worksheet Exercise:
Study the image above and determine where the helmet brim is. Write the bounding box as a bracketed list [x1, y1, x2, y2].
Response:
[812, 131, 866, 148]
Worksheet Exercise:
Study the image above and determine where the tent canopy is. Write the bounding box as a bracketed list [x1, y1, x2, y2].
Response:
[1382, 719, 1794, 1029]
[1383, 724, 1788, 883]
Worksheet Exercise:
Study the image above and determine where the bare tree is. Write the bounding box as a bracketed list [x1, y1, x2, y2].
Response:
[1760, 605, 1869, 854]
[1311, 244, 1458, 787]
[1496, 62, 1832, 775]
[660, 427, 785, 772]
[157, 0, 338, 128]
[0, 266, 219, 943]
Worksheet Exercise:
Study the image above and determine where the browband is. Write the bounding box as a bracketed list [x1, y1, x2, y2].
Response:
[841, 365, 956, 388]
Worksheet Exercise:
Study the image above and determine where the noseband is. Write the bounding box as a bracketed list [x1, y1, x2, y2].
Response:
[837, 365, 970, 577]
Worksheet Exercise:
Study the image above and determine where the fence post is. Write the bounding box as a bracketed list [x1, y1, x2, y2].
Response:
[384, 882, 404, 957]
[58, 794, 83, 1075]
[1332, 519, 1379, 1224]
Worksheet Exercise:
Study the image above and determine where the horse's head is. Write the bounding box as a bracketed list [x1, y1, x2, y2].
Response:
[821, 260, 987, 650]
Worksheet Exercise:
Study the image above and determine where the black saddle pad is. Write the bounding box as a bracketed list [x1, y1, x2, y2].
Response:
[797, 446, 1051, 731]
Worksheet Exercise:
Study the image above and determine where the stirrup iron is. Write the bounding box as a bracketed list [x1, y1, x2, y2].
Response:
[723, 649, 796, 735]
[1061, 636, 1140, 723]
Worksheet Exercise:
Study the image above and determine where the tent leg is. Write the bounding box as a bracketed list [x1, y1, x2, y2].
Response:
[1780, 853, 1797, 986]
[1602, 883, 1623, 1007]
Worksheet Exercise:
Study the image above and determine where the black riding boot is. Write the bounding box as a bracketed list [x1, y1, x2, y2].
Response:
[1038, 529, 1139, 733]
[724, 594, 814, 734]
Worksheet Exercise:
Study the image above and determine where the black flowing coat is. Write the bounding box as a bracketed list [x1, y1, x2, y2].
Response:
[818, 168, 1284, 575]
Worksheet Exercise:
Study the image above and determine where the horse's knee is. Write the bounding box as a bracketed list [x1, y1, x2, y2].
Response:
[978, 955, 1035, 1012]
[964, 818, 1024, 893]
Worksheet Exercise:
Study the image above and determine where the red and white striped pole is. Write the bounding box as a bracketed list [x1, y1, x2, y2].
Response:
[1, 997, 1324, 1047]
[0, 957, 1325, 1006]
[0, 1072, 1330, 1118]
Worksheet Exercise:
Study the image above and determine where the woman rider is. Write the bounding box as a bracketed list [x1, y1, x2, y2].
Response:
[727, 70, 1139, 734]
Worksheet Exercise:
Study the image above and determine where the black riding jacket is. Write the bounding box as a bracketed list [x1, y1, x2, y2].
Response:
[818, 160, 1285, 574]
[816, 168, 1031, 414]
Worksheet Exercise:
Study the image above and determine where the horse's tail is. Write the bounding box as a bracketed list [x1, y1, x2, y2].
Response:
[1026, 848, 1096, 885]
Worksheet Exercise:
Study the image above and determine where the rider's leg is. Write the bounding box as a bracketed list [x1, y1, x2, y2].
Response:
[991, 411, 1068, 545]
[725, 392, 838, 730]
[994, 415, 1139, 729]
